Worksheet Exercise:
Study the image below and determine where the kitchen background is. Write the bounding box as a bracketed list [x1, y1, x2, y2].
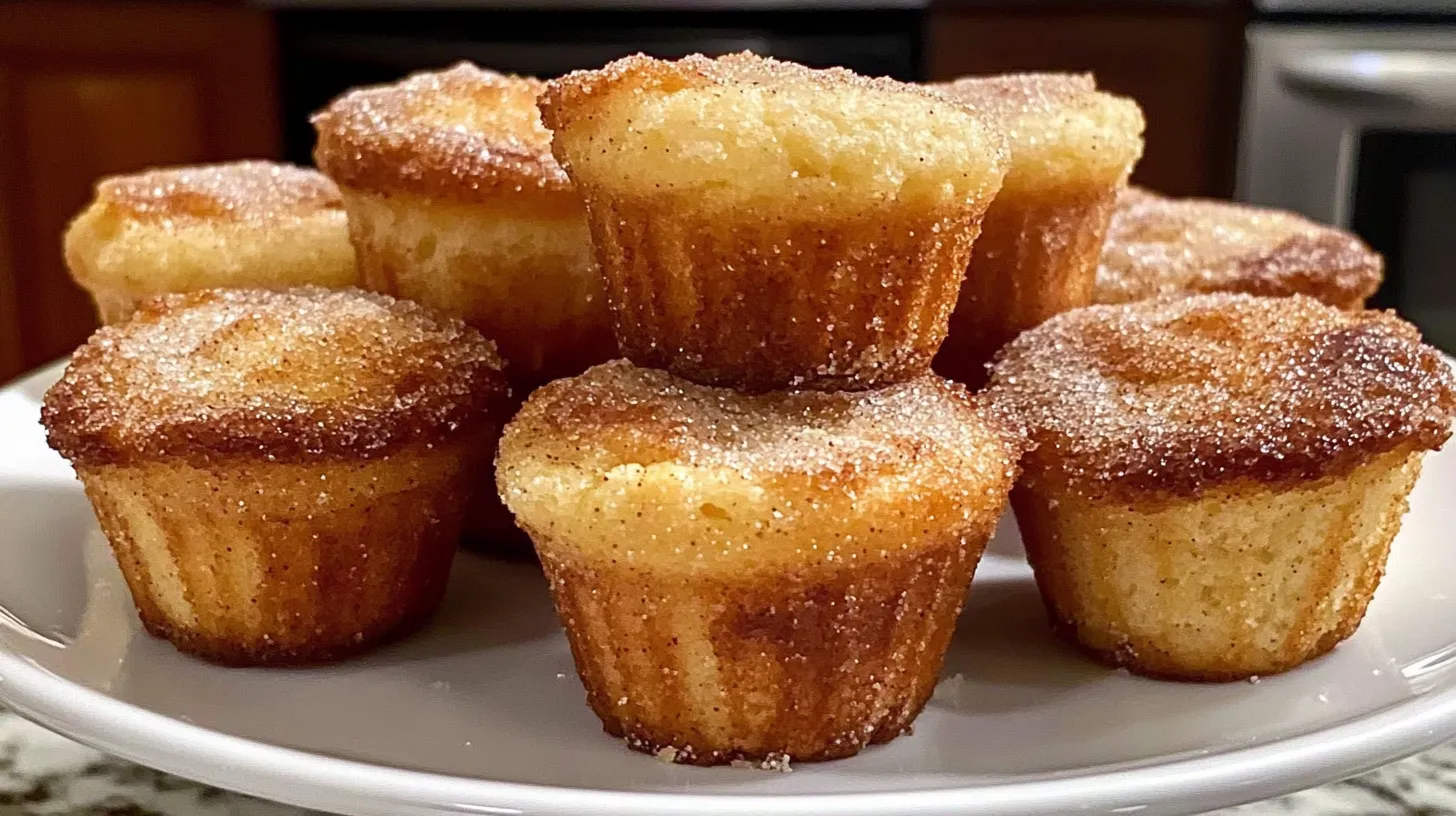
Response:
[1, 0, 1452, 387]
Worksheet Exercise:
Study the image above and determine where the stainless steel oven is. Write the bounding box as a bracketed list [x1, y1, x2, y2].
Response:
[1238, 19, 1456, 351]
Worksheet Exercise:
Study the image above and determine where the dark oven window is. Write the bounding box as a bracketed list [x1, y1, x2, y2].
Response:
[1353, 130, 1456, 354]
[277, 9, 922, 168]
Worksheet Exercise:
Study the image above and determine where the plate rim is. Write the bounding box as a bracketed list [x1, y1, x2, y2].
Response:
[5, 624, 1456, 816]
[4, 360, 1456, 816]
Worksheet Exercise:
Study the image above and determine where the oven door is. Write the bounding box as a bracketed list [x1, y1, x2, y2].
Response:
[1238, 25, 1456, 351]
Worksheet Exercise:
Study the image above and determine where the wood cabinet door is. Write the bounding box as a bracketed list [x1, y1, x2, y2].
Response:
[928, 8, 1246, 199]
[0, 1, 280, 382]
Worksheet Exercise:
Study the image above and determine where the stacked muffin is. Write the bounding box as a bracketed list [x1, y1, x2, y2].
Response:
[497, 53, 1024, 765]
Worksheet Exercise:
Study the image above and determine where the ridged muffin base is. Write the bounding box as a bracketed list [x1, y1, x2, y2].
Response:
[78, 445, 476, 666]
[533, 532, 986, 764]
[1014, 449, 1425, 681]
[585, 195, 986, 392]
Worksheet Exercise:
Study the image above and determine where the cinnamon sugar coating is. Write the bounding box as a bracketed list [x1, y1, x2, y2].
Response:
[497, 360, 1022, 763]
[927, 72, 1144, 389]
[538, 52, 1007, 390]
[928, 73, 1145, 195]
[540, 51, 1006, 215]
[64, 162, 359, 324]
[312, 63, 574, 213]
[544, 49, 983, 127]
[499, 361, 1024, 571]
[937, 71, 1096, 114]
[1095, 187, 1384, 309]
[87, 161, 343, 224]
[43, 287, 510, 466]
[986, 294, 1456, 499]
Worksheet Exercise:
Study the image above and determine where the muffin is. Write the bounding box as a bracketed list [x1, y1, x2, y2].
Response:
[64, 161, 357, 324]
[498, 361, 1022, 764]
[41, 288, 511, 666]
[1094, 186, 1384, 309]
[930, 73, 1145, 389]
[986, 294, 1455, 681]
[539, 52, 1009, 392]
[312, 62, 613, 391]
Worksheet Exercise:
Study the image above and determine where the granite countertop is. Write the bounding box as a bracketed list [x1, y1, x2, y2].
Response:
[4, 707, 1456, 816]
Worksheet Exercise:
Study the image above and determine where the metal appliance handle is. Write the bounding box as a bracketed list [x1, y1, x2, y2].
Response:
[1279, 49, 1456, 111]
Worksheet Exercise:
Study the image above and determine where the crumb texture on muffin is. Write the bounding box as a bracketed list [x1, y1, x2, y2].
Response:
[930, 73, 1145, 195]
[312, 62, 573, 209]
[43, 287, 509, 465]
[499, 360, 1023, 571]
[987, 293, 1456, 499]
[540, 52, 1007, 215]
[1095, 187, 1384, 309]
[64, 162, 358, 321]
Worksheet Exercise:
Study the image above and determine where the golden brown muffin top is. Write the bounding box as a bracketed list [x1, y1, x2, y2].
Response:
[312, 63, 573, 207]
[499, 361, 1024, 570]
[86, 161, 342, 226]
[539, 52, 1007, 214]
[544, 51, 962, 122]
[509, 360, 1023, 485]
[929, 73, 1145, 195]
[934, 72, 1096, 117]
[1095, 187, 1384, 309]
[987, 294, 1455, 500]
[44, 287, 510, 466]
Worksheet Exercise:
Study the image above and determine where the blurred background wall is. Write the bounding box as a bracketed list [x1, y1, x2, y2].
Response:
[2, 0, 1452, 382]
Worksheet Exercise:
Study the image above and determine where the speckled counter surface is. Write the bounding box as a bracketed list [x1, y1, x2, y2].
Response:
[3, 707, 1454, 816]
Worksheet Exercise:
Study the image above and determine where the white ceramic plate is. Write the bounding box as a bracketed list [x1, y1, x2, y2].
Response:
[3, 361, 1456, 816]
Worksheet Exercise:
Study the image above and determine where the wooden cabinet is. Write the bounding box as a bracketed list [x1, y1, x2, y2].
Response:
[928, 5, 1247, 199]
[0, 1, 280, 383]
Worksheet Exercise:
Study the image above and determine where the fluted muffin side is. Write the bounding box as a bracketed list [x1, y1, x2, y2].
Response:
[936, 187, 1119, 387]
[586, 196, 986, 391]
[79, 447, 477, 665]
[536, 526, 986, 763]
[1015, 449, 1423, 680]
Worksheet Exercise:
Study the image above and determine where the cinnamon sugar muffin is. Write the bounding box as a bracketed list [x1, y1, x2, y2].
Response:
[64, 162, 357, 324]
[42, 288, 511, 666]
[1094, 186, 1384, 309]
[931, 73, 1145, 388]
[539, 52, 1008, 392]
[497, 361, 1021, 763]
[987, 294, 1455, 681]
[312, 62, 613, 390]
